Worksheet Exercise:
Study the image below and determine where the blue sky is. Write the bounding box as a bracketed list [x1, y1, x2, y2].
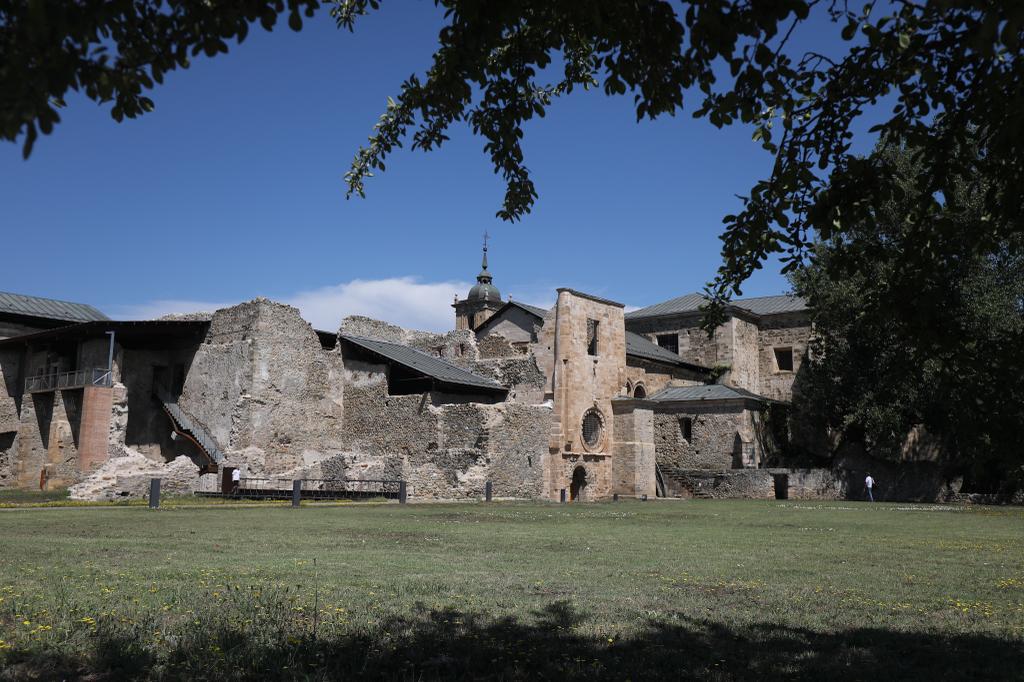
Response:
[1, 2, 871, 331]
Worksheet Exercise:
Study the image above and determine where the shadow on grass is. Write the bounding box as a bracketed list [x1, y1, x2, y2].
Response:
[4, 601, 1020, 681]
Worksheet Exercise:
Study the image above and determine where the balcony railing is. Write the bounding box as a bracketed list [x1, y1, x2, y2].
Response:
[25, 368, 113, 393]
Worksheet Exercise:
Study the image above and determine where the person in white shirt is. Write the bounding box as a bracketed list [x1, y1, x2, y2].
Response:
[865, 473, 875, 502]
[231, 467, 241, 496]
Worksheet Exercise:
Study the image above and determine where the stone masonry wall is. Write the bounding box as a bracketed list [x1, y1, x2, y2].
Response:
[0, 349, 21, 488]
[723, 316, 760, 393]
[625, 313, 724, 368]
[758, 313, 811, 401]
[336, 356, 548, 499]
[611, 404, 656, 498]
[534, 290, 627, 499]
[179, 299, 346, 477]
[653, 402, 757, 470]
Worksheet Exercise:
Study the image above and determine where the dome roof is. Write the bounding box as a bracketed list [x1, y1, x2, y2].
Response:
[467, 280, 501, 302]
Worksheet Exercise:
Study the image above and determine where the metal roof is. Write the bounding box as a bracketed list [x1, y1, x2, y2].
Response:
[647, 384, 770, 402]
[625, 331, 710, 373]
[731, 294, 808, 316]
[340, 334, 507, 393]
[0, 291, 109, 323]
[625, 292, 806, 320]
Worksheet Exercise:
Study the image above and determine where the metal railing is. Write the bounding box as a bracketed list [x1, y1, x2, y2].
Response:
[154, 389, 225, 464]
[207, 477, 403, 501]
[25, 367, 113, 393]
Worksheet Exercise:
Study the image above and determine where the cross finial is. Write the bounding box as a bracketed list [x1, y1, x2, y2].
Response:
[481, 230, 490, 270]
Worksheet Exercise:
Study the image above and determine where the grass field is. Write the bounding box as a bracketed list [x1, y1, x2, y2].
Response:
[1, 499, 1022, 680]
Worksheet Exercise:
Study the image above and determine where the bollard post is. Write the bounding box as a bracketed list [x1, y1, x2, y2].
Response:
[613, 493, 619, 502]
[292, 480, 301, 508]
[399, 481, 407, 505]
[560, 488, 567, 504]
[149, 478, 161, 509]
[485, 481, 492, 502]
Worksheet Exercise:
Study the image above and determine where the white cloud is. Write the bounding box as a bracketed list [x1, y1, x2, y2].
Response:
[108, 277, 476, 333]
[285, 278, 472, 332]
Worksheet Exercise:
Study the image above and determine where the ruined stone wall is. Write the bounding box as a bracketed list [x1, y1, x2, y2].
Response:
[653, 402, 758, 470]
[661, 467, 843, 500]
[180, 299, 346, 477]
[0, 349, 21, 487]
[484, 402, 550, 498]
[780, 468, 845, 499]
[13, 390, 80, 489]
[0, 343, 115, 489]
[335, 356, 548, 499]
[758, 313, 811, 401]
[667, 469, 775, 499]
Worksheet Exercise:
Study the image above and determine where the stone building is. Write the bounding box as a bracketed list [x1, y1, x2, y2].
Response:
[0, 250, 832, 501]
[624, 292, 811, 402]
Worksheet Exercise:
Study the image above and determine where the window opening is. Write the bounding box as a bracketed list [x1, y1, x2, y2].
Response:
[680, 417, 693, 443]
[633, 384, 646, 399]
[586, 319, 599, 356]
[774, 347, 794, 372]
[581, 409, 603, 449]
[657, 334, 679, 355]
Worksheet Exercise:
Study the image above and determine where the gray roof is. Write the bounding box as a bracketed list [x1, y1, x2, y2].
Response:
[0, 291, 108, 323]
[732, 294, 808, 316]
[510, 301, 550, 319]
[340, 334, 506, 393]
[625, 292, 806, 320]
[647, 384, 770, 402]
[625, 331, 709, 372]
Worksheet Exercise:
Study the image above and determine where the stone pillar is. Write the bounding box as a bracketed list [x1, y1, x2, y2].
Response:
[612, 404, 656, 498]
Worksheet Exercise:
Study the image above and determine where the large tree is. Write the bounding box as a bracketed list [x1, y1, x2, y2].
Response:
[789, 134, 1024, 492]
[2, 1, 1022, 322]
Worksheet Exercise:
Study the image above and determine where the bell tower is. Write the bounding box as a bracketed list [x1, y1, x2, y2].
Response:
[453, 232, 504, 330]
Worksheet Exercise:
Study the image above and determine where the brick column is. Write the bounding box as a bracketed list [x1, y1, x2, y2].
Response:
[78, 386, 113, 472]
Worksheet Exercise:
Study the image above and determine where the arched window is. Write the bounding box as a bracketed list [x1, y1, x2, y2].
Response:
[633, 384, 647, 399]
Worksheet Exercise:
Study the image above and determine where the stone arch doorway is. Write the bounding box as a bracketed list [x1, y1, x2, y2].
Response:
[570, 465, 588, 501]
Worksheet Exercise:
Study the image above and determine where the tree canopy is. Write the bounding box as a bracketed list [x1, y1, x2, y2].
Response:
[789, 134, 1024, 491]
[2, 1, 1022, 319]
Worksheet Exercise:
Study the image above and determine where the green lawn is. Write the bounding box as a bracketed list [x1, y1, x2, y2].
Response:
[1, 500, 1022, 680]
